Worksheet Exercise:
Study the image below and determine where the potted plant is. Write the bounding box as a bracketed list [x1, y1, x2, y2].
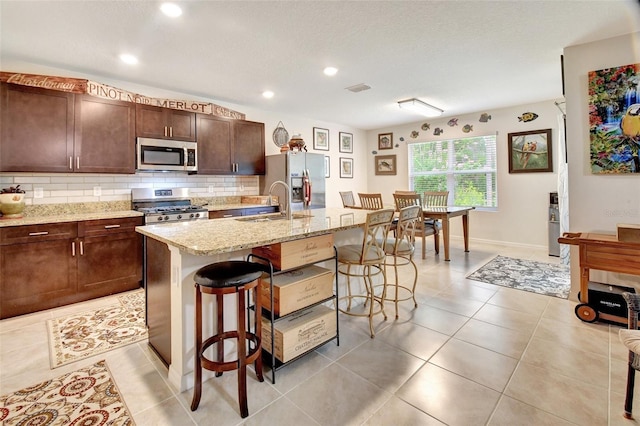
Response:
[0, 185, 26, 218]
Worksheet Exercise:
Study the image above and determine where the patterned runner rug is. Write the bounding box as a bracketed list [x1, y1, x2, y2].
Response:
[0, 360, 135, 425]
[47, 290, 148, 369]
[466, 255, 571, 299]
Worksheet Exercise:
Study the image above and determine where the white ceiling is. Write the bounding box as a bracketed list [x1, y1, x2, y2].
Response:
[2, 1, 639, 130]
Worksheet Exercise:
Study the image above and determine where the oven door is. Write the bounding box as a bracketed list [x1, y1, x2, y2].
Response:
[136, 138, 197, 172]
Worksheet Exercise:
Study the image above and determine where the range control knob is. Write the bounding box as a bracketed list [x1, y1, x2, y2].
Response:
[157, 216, 163, 222]
[177, 214, 182, 220]
[194, 213, 201, 218]
[163, 215, 169, 221]
[189, 213, 195, 219]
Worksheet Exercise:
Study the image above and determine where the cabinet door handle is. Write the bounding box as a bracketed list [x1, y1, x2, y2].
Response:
[69, 156, 73, 170]
[76, 156, 80, 169]
[104, 224, 121, 229]
[80, 241, 84, 256]
[28, 231, 49, 236]
[164, 126, 168, 137]
[169, 127, 173, 138]
[223, 214, 233, 218]
[71, 241, 76, 257]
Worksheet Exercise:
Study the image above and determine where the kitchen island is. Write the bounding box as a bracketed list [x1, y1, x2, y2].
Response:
[135, 207, 370, 392]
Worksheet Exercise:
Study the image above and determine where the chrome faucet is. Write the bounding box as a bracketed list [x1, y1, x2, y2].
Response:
[268, 180, 291, 220]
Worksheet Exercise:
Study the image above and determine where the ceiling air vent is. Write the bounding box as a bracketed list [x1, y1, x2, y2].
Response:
[345, 83, 371, 93]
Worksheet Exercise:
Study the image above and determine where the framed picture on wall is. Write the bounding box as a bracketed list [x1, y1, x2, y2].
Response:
[339, 132, 353, 153]
[339, 157, 353, 178]
[313, 127, 330, 151]
[507, 128, 553, 173]
[378, 133, 393, 150]
[374, 154, 396, 175]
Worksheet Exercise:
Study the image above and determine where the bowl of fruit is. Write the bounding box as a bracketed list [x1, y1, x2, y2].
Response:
[0, 185, 26, 218]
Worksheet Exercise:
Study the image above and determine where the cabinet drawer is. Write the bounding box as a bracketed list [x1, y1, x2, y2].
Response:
[209, 209, 244, 219]
[79, 217, 143, 237]
[0, 222, 77, 245]
[243, 206, 278, 216]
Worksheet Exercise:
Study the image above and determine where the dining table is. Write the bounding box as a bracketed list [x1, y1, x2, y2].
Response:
[422, 205, 475, 261]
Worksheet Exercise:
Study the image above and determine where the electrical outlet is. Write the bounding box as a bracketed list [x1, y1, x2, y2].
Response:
[208, 185, 214, 193]
[93, 186, 101, 197]
[34, 188, 44, 198]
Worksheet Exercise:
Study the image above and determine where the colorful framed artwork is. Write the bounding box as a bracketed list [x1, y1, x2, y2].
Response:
[339, 157, 353, 178]
[313, 127, 329, 151]
[588, 63, 640, 173]
[339, 132, 353, 153]
[507, 129, 553, 173]
[324, 156, 330, 178]
[374, 154, 397, 175]
[378, 132, 393, 150]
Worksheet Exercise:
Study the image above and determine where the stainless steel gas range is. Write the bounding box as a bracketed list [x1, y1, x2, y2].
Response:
[132, 187, 208, 224]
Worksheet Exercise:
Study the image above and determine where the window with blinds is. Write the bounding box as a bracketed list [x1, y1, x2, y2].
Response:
[408, 134, 498, 210]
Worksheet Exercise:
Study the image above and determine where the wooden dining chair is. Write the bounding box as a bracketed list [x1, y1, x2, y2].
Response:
[358, 193, 384, 210]
[393, 193, 439, 259]
[423, 191, 449, 207]
[339, 191, 360, 209]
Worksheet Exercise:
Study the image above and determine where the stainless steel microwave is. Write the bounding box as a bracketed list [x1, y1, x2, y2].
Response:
[136, 137, 197, 172]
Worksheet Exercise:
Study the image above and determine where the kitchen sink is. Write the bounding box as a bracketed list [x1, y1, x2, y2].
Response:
[235, 213, 313, 222]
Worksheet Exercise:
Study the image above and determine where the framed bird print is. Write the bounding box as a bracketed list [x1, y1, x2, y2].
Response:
[507, 129, 552, 173]
[374, 154, 396, 175]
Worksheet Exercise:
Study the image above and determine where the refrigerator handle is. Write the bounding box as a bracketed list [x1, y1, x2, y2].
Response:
[303, 169, 312, 207]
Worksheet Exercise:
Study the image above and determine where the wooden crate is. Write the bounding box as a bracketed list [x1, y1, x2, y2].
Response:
[618, 223, 640, 243]
[260, 265, 334, 316]
[261, 305, 336, 363]
[252, 234, 334, 270]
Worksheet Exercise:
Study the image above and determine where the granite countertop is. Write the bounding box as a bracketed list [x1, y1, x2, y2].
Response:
[0, 210, 144, 228]
[0, 203, 273, 228]
[135, 207, 376, 256]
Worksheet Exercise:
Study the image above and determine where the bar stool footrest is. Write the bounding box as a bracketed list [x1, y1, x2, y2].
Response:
[200, 331, 262, 373]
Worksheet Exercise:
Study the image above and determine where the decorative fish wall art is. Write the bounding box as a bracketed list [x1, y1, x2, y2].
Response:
[518, 112, 539, 122]
[479, 113, 492, 122]
[421, 123, 430, 130]
[410, 131, 419, 138]
[462, 124, 473, 133]
[447, 118, 459, 127]
[399, 137, 405, 142]
[434, 128, 443, 136]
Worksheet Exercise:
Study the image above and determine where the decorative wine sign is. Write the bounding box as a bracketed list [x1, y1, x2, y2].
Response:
[588, 63, 640, 174]
[0, 71, 245, 120]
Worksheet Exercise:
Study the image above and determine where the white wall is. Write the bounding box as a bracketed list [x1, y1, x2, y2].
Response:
[564, 32, 640, 232]
[0, 60, 369, 208]
[563, 31, 640, 291]
[364, 100, 562, 249]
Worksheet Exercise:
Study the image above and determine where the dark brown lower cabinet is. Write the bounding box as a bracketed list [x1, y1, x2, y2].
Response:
[0, 217, 143, 319]
[145, 237, 172, 365]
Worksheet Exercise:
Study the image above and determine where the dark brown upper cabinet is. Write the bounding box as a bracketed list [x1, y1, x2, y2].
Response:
[1, 82, 75, 172]
[135, 103, 196, 141]
[1, 83, 135, 173]
[196, 114, 265, 175]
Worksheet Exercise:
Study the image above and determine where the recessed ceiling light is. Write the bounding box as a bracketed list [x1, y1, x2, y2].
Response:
[119, 54, 138, 65]
[160, 3, 182, 18]
[262, 91, 274, 99]
[324, 67, 338, 76]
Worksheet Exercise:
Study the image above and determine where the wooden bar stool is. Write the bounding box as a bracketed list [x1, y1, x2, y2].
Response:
[190, 261, 265, 418]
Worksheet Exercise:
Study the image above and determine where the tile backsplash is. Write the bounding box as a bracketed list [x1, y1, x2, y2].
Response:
[0, 173, 260, 206]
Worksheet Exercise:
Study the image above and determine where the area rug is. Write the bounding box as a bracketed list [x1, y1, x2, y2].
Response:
[0, 360, 134, 425]
[466, 255, 571, 299]
[47, 290, 148, 369]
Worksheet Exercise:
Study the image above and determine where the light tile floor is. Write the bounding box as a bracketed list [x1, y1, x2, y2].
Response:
[1, 239, 637, 425]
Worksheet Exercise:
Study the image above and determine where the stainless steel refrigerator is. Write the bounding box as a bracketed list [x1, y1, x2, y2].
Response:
[261, 152, 326, 211]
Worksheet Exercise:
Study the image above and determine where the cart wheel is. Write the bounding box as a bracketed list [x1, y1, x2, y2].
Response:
[575, 303, 598, 323]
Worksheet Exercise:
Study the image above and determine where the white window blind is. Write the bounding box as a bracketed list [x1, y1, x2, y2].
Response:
[408, 134, 498, 209]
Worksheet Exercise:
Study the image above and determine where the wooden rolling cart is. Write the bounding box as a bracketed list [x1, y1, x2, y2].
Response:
[559, 232, 640, 325]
